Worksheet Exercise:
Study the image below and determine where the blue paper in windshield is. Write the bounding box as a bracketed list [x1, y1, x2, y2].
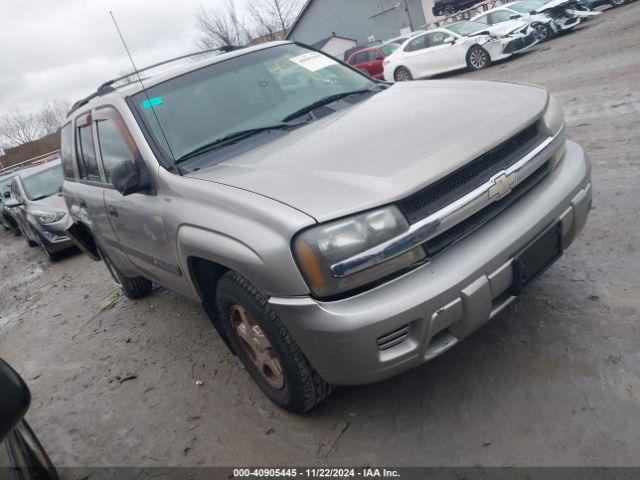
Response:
[142, 97, 163, 109]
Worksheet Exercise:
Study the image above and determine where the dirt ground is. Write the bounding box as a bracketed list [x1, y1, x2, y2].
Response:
[1, 4, 639, 468]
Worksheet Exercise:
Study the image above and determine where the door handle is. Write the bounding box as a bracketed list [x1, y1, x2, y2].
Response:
[79, 199, 87, 208]
[108, 206, 119, 218]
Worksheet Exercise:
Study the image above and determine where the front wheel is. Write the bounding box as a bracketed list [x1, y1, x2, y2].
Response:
[609, 0, 626, 6]
[466, 45, 491, 71]
[18, 225, 37, 247]
[216, 272, 332, 413]
[35, 231, 59, 262]
[394, 66, 413, 82]
[532, 22, 553, 42]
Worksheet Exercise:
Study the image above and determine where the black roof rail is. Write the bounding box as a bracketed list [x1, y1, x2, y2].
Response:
[67, 45, 242, 117]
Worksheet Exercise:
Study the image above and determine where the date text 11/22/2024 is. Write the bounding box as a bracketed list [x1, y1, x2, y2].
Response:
[232, 468, 401, 478]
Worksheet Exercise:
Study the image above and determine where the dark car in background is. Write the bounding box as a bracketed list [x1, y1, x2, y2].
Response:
[4, 159, 74, 261]
[1, 172, 20, 233]
[346, 43, 399, 79]
[433, 0, 485, 16]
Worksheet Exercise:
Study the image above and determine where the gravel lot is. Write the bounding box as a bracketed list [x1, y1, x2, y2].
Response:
[1, 4, 639, 467]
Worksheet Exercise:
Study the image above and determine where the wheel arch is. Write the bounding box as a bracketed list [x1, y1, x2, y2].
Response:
[65, 221, 100, 261]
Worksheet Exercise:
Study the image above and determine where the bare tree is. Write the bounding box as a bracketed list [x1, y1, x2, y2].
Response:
[38, 98, 70, 134]
[247, 0, 302, 41]
[0, 108, 43, 148]
[195, 1, 253, 49]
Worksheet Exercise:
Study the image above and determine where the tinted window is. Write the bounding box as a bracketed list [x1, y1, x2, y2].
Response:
[353, 51, 369, 64]
[405, 34, 428, 52]
[96, 119, 134, 182]
[21, 164, 64, 201]
[428, 32, 451, 46]
[490, 10, 516, 23]
[369, 50, 384, 61]
[60, 123, 75, 179]
[76, 123, 101, 181]
[444, 21, 487, 36]
[474, 14, 489, 24]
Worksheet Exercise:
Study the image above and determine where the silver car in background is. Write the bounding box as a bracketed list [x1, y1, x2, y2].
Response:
[4, 160, 74, 261]
[61, 42, 591, 412]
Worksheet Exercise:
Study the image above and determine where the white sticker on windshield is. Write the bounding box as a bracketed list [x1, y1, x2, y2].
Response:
[289, 52, 337, 72]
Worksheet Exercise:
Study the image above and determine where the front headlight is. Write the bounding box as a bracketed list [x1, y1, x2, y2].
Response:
[293, 206, 426, 298]
[542, 94, 564, 136]
[33, 211, 66, 224]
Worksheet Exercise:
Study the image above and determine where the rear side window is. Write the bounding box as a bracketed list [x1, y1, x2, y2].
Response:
[75, 115, 101, 182]
[60, 123, 75, 180]
[405, 34, 428, 52]
[353, 51, 368, 64]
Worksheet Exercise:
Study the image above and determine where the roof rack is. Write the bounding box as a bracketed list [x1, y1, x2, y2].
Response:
[67, 45, 241, 116]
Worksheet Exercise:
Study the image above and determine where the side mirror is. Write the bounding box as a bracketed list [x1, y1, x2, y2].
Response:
[111, 161, 150, 196]
[3, 198, 20, 208]
[0, 358, 31, 442]
[510, 14, 522, 19]
[444, 36, 455, 44]
[2, 191, 10, 199]
[530, 10, 538, 14]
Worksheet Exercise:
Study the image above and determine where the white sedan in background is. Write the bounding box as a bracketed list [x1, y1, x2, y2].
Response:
[471, 4, 557, 42]
[383, 20, 538, 82]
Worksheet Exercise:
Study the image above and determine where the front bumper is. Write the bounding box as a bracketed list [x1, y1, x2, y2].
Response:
[36, 217, 75, 252]
[502, 31, 539, 54]
[269, 140, 591, 385]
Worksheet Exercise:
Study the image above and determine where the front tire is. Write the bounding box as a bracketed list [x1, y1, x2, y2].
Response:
[18, 225, 37, 247]
[532, 22, 553, 42]
[35, 232, 59, 262]
[466, 45, 491, 71]
[394, 66, 413, 82]
[97, 244, 152, 299]
[216, 272, 332, 413]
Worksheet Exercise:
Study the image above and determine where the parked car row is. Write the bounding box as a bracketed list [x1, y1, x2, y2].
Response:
[432, 0, 628, 17]
[1, 158, 75, 261]
[2, 31, 595, 412]
[381, 0, 606, 81]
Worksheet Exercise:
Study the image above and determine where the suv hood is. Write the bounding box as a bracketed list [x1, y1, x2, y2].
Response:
[188, 80, 548, 222]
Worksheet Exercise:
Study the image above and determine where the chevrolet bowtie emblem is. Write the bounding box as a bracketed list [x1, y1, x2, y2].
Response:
[488, 171, 517, 200]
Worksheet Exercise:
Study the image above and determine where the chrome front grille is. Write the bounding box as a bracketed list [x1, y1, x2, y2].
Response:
[398, 123, 542, 224]
[330, 125, 565, 279]
[377, 325, 409, 351]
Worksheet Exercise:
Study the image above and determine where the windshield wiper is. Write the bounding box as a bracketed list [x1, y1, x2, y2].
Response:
[282, 87, 379, 122]
[176, 121, 305, 163]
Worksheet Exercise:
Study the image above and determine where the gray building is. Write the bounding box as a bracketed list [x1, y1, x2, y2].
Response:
[286, 0, 426, 47]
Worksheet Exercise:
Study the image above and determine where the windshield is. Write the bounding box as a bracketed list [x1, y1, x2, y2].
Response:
[21, 163, 63, 201]
[511, 0, 546, 12]
[132, 44, 375, 164]
[444, 21, 488, 36]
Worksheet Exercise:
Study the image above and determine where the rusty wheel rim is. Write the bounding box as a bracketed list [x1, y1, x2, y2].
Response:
[230, 304, 285, 389]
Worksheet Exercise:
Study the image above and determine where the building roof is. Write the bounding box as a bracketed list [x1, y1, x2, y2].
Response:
[310, 33, 357, 50]
[285, 0, 314, 40]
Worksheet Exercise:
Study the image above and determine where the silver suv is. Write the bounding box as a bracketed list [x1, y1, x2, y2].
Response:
[61, 42, 591, 412]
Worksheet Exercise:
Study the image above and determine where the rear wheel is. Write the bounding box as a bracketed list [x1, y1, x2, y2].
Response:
[97, 244, 152, 299]
[394, 66, 413, 82]
[466, 45, 491, 71]
[532, 22, 553, 42]
[216, 272, 332, 413]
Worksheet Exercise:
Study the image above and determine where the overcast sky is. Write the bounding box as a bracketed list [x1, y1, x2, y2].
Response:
[0, 0, 252, 118]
